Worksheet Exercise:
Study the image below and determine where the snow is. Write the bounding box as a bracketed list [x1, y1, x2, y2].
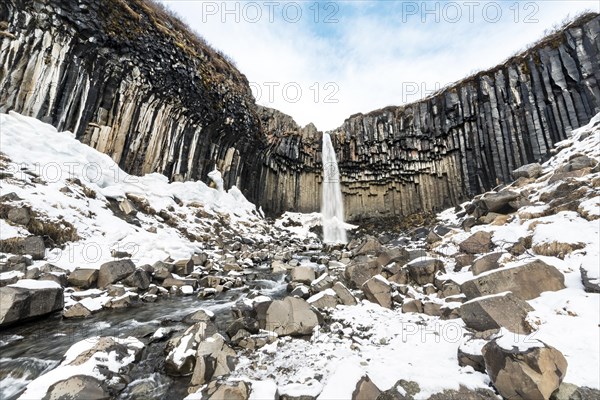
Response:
[78, 296, 108, 312]
[9, 279, 61, 290]
[495, 328, 543, 352]
[462, 291, 512, 305]
[0, 219, 28, 239]
[0, 111, 271, 271]
[248, 379, 279, 400]
[307, 288, 337, 304]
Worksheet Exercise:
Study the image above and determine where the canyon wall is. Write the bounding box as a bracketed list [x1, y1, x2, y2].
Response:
[0, 0, 266, 192]
[257, 14, 600, 219]
[1, 1, 599, 220]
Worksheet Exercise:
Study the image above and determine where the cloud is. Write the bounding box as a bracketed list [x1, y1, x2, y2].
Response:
[160, 0, 599, 131]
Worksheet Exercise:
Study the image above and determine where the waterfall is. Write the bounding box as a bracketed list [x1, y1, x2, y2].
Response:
[321, 133, 347, 244]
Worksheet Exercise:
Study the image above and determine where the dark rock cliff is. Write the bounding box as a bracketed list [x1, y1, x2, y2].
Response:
[1, 2, 599, 220]
[259, 14, 600, 219]
[0, 0, 265, 191]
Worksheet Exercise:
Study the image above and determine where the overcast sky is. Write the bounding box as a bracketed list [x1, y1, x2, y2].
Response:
[160, 1, 599, 131]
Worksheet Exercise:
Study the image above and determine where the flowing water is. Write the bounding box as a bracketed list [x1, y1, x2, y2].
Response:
[321, 133, 347, 244]
[0, 270, 290, 399]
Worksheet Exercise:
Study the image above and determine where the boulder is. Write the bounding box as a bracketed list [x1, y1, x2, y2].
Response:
[190, 334, 237, 386]
[200, 380, 250, 400]
[401, 299, 423, 314]
[174, 258, 193, 276]
[0, 236, 45, 260]
[427, 386, 498, 399]
[459, 231, 493, 254]
[353, 236, 382, 256]
[0, 281, 64, 327]
[332, 282, 357, 306]
[580, 266, 600, 293]
[344, 259, 382, 289]
[457, 338, 487, 373]
[290, 266, 315, 284]
[307, 288, 339, 309]
[7, 207, 31, 225]
[63, 302, 93, 319]
[226, 317, 260, 338]
[362, 276, 392, 309]
[353, 375, 381, 400]
[471, 252, 503, 276]
[310, 273, 334, 292]
[481, 190, 521, 213]
[423, 302, 442, 316]
[406, 259, 445, 285]
[165, 320, 218, 376]
[67, 268, 99, 289]
[461, 260, 565, 300]
[512, 163, 543, 179]
[482, 336, 568, 400]
[264, 297, 319, 336]
[123, 269, 151, 290]
[97, 260, 136, 288]
[460, 292, 533, 334]
[550, 383, 600, 400]
[376, 247, 410, 267]
[376, 379, 421, 400]
[43, 375, 109, 400]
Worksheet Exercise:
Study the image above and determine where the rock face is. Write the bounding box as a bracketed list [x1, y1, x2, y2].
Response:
[482, 338, 568, 400]
[0, 281, 64, 326]
[461, 260, 566, 300]
[1, 1, 598, 219]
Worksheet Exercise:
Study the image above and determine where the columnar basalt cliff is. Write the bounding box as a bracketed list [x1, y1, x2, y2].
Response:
[1, 1, 599, 220]
[259, 14, 600, 219]
[0, 0, 266, 191]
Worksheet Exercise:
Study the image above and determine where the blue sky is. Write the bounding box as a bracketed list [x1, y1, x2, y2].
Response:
[160, 1, 599, 130]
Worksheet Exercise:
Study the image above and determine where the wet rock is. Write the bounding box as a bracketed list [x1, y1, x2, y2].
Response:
[307, 288, 339, 309]
[190, 334, 237, 386]
[332, 282, 357, 306]
[406, 258, 445, 285]
[460, 292, 533, 334]
[512, 163, 543, 179]
[461, 259, 565, 300]
[264, 297, 319, 336]
[353, 375, 381, 400]
[0, 281, 63, 327]
[63, 302, 93, 319]
[43, 375, 109, 400]
[470, 252, 503, 276]
[459, 231, 493, 254]
[482, 336, 568, 400]
[0, 236, 46, 260]
[67, 268, 98, 289]
[362, 275, 392, 309]
[97, 259, 136, 288]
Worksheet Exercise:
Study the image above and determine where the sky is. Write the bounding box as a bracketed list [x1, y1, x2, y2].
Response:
[160, 1, 600, 131]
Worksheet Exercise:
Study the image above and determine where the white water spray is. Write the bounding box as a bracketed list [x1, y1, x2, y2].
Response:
[321, 133, 347, 244]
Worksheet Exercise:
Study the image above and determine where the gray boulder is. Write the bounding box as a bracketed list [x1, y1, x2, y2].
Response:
[406, 259, 445, 285]
[190, 334, 237, 386]
[67, 268, 98, 289]
[461, 260, 565, 300]
[362, 276, 392, 309]
[264, 297, 319, 336]
[0, 281, 64, 327]
[460, 292, 533, 334]
[97, 260, 136, 288]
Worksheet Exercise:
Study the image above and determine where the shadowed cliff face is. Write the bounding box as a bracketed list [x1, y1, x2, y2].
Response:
[1, 1, 599, 220]
[260, 14, 600, 220]
[0, 0, 266, 192]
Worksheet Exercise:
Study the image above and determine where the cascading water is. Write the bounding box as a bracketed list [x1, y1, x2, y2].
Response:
[321, 133, 347, 244]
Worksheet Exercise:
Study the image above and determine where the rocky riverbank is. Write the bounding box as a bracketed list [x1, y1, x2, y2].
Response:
[1, 111, 599, 399]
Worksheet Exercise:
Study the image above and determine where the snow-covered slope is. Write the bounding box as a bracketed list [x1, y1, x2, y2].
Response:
[0, 111, 270, 270]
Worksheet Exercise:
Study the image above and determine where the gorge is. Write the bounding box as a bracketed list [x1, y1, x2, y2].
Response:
[0, 1, 598, 220]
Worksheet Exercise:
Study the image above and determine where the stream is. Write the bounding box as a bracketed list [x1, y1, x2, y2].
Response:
[0, 269, 291, 399]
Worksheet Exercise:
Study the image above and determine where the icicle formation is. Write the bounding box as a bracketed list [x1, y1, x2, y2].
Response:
[321, 133, 347, 244]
